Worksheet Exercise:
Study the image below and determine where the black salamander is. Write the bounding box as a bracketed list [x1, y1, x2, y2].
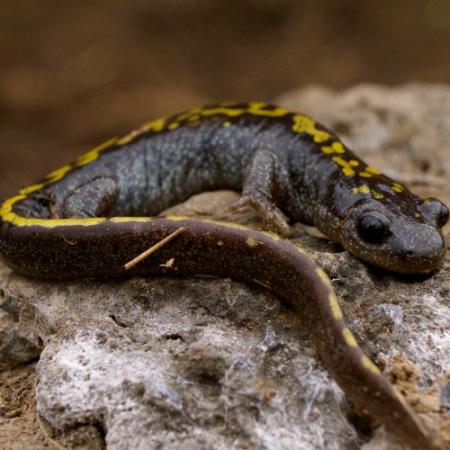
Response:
[0, 102, 448, 450]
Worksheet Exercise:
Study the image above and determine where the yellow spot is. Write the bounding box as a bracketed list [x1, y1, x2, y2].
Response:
[165, 215, 189, 222]
[117, 118, 166, 145]
[200, 107, 244, 117]
[179, 106, 243, 121]
[342, 327, 358, 347]
[294, 245, 307, 255]
[261, 230, 281, 241]
[332, 142, 345, 153]
[217, 240, 224, 246]
[332, 156, 346, 166]
[366, 166, 381, 175]
[75, 138, 118, 167]
[342, 167, 355, 176]
[351, 185, 383, 199]
[313, 132, 331, 143]
[321, 141, 345, 154]
[144, 117, 166, 132]
[45, 165, 72, 183]
[110, 217, 153, 223]
[168, 122, 180, 130]
[315, 267, 332, 288]
[216, 221, 250, 231]
[352, 185, 370, 194]
[0, 194, 26, 215]
[329, 292, 343, 320]
[361, 356, 381, 375]
[414, 212, 421, 218]
[423, 198, 431, 205]
[292, 115, 330, 143]
[372, 190, 384, 200]
[359, 171, 373, 178]
[245, 237, 258, 247]
[348, 160, 359, 167]
[75, 152, 98, 166]
[172, 106, 246, 126]
[116, 134, 134, 146]
[176, 103, 289, 121]
[223, 121, 231, 127]
[19, 183, 45, 195]
[392, 182, 404, 193]
[247, 102, 289, 117]
[174, 108, 202, 122]
[332, 156, 356, 176]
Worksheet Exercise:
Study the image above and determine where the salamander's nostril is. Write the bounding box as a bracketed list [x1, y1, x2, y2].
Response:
[406, 250, 414, 258]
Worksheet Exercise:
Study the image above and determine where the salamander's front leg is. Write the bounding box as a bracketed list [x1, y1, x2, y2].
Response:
[61, 176, 120, 218]
[229, 148, 291, 236]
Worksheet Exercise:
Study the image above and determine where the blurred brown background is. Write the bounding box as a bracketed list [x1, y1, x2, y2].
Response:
[1, 0, 450, 197]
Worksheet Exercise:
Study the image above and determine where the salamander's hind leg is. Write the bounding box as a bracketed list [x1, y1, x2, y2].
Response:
[61, 176, 120, 218]
[228, 148, 291, 236]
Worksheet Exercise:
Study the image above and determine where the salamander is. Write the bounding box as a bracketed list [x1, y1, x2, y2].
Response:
[0, 102, 448, 450]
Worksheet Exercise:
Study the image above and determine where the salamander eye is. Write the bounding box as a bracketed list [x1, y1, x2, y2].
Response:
[419, 198, 449, 228]
[357, 214, 390, 244]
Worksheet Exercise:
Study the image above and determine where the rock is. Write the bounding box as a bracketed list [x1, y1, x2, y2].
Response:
[35, 289, 354, 450]
[0, 289, 47, 371]
[1, 84, 449, 449]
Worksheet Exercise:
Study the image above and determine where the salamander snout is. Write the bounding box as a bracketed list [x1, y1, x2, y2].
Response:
[389, 222, 447, 273]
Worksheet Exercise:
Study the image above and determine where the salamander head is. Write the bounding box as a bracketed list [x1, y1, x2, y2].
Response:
[338, 196, 448, 273]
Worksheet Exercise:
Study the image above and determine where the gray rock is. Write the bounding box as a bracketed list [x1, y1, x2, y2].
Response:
[35, 281, 354, 450]
[1, 84, 450, 449]
[0, 289, 46, 371]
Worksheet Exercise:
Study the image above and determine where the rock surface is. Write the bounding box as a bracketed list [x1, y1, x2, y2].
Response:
[1, 84, 450, 450]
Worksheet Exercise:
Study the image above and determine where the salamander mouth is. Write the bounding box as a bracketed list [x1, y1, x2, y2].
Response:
[384, 250, 446, 274]
[355, 241, 446, 274]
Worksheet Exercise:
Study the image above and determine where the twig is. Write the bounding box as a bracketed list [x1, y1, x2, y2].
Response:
[124, 227, 185, 270]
